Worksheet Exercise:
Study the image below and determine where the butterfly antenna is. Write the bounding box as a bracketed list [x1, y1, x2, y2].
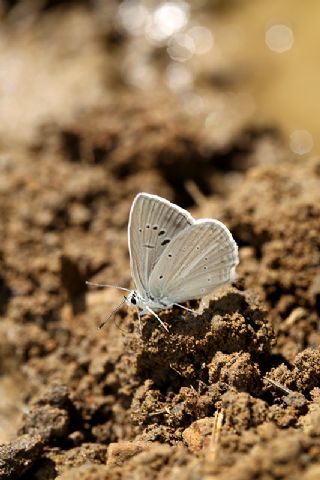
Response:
[145, 306, 169, 333]
[99, 297, 127, 329]
[86, 281, 131, 293]
[173, 303, 196, 314]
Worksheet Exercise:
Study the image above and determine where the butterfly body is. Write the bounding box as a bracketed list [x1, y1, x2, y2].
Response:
[126, 290, 169, 313]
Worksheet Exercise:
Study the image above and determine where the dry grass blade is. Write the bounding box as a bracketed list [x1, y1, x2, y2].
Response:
[264, 376, 294, 395]
[208, 409, 224, 463]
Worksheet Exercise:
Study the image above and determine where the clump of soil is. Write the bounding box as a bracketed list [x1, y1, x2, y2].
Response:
[0, 4, 320, 480]
[220, 156, 320, 362]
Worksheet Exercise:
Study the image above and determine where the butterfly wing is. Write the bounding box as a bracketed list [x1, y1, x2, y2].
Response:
[148, 219, 239, 304]
[128, 193, 194, 297]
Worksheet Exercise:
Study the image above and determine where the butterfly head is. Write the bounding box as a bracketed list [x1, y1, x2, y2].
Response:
[126, 290, 149, 314]
[126, 291, 138, 307]
[126, 290, 168, 313]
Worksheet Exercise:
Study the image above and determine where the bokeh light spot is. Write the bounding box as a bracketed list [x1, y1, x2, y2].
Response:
[167, 33, 195, 62]
[166, 62, 193, 92]
[289, 129, 314, 155]
[146, 1, 189, 43]
[117, 0, 149, 36]
[188, 25, 214, 55]
[265, 24, 294, 53]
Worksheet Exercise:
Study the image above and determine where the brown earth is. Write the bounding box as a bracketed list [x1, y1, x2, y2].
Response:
[0, 3, 319, 480]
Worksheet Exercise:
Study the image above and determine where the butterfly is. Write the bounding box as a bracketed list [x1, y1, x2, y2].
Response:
[88, 192, 239, 331]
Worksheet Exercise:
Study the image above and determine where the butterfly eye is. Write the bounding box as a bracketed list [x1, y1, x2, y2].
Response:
[153, 225, 158, 230]
[168, 254, 172, 258]
[159, 275, 163, 279]
[158, 230, 166, 236]
[146, 225, 150, 229]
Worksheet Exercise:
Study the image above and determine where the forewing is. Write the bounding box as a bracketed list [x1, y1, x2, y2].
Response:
[128, 193, 194, 296]
[148, 219, 239, 303]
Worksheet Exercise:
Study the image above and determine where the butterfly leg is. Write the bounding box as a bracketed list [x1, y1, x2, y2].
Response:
[173, 303, 197, 314]
[145, 306, 169, 333]
[137, 309, 142, 334]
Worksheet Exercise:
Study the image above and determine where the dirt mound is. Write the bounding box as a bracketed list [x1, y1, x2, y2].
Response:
[0, 93, 319, 479]
[220, 156, 320, 362]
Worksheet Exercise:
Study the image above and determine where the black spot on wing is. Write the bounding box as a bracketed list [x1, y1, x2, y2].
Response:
[161, 239, 171, 246]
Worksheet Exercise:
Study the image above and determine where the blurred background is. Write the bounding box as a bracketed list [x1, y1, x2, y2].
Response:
[0, 0, 318, 154]
[1, 0, 320, 463]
